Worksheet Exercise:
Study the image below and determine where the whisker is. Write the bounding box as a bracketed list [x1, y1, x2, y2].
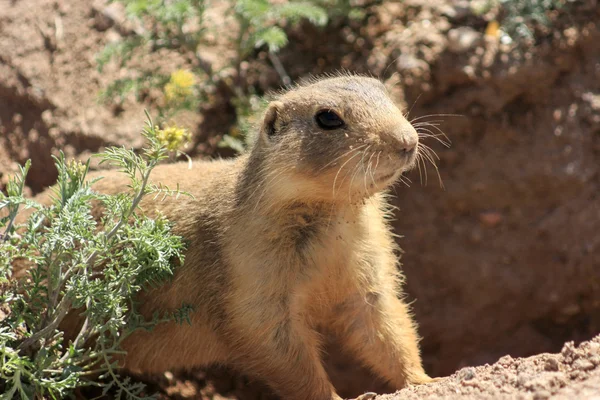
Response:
[348, 146, 371, 202]
[318, 144, 369, 172]
[385, 75, 402, 91]
[364, 152, 375, 193]
[417, 128, 451, 148]
[374, 151, 382, 171]
[382, 57, 401, 80]
[419, 147, 438, 168]
[413, 120, 445, 126]
[332, 150, 363, 198]
[415, 152, 424, 185]
[370, 151, 382, 188]
[337, 151, 366, 194]
[419, 143, 441, 160]
[418, 144, 444, 189]
[410, 113, 463, 124]
[415, 123, 451, 146]
[418, 152, 428, 186]
[415, 125, 447, 136]
[397, 173, 411, 188]
[403, 93, 423, 120]
[391, 181, 399, 196]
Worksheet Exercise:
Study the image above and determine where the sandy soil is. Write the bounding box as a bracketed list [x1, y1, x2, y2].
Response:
[382, 334, 600, 400]
[1, 0, 599, 398]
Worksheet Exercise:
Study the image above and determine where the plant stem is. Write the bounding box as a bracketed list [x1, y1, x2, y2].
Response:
[18, 296, 71, 352]
[2, 205, 20, 242]
[268, 52, 291, 86]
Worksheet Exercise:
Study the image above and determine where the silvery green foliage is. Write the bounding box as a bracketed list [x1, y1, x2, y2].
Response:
[234, 0, 328, 54]
[96, 0, 341, 106]
[0, 115, 190, 399]
[500, 0, 565, 39]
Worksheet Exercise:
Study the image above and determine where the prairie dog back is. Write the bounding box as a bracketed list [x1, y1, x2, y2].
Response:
[28, 75, 433, 400]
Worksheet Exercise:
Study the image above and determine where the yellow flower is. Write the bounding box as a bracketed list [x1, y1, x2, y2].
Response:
[485, 20, 500, 39]
[67, 160, 87, 179]
[156, 126, 191, 152]
[164, 69, 196, 105]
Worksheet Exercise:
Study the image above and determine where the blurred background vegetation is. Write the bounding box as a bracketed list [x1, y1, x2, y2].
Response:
[0, 0, 598, 398]
[96, 0, 568, 152]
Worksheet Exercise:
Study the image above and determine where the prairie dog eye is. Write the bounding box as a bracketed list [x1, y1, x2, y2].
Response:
[315, 110, 345, 130]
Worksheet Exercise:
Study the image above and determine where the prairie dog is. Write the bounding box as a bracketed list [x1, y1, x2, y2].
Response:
[33, 75, 433, 399]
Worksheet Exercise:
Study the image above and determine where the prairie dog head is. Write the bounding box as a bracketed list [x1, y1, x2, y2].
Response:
[252, 75, 419, 204]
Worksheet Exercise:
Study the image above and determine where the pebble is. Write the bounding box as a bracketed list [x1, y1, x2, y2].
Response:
[440, 1, 472, 21]
[457, 367, 476, 381]
[572, 358, 595, 371]
[448, 27, 481, 53]
[479, 211, 503, 227]
[544, 357, 559, 372]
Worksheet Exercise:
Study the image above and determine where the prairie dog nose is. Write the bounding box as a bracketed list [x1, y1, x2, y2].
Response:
[400, 139, 417, 154]
[393, 125, 419, 154]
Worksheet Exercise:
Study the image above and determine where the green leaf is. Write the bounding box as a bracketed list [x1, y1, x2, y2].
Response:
[96, 37, 144, 72]
[218, 134, 247, 153]
[254, 26, 288, 53]
[276, 2, 328, 26]
[2, 111, 188, 398]
[235, 0, 271, 22]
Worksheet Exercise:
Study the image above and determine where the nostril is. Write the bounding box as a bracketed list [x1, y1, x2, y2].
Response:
[390, 124, 419, 155]
[400, 142, 417, 154]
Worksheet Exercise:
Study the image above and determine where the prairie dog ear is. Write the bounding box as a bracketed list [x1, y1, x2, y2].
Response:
[260, 101, 284, 139]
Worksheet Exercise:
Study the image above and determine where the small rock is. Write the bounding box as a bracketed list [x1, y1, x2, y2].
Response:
[544, 357, 560, 371]
[457, 367, 476, 381]
[560, 303, 581, 316]
[517, 372, 531, 387]
[396, 54, 428, 71]
[533, 390, 552, 400]
[582, 92, 600, 110]
[498, 354, 514, 367]
[479, 211, 503, 227]
[440, 1, 472, 20]
[572, 358, 595, 371]
[561, 341, 576, 360]
[569, 370, 582, 379]
[586, 341, 600, 356]
[163, 371, 174, 383]
[448, 27, 482, 53]
[92, 3, 125, 32]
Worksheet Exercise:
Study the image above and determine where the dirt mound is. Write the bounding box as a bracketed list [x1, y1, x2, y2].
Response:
[382, 334, 600, 399]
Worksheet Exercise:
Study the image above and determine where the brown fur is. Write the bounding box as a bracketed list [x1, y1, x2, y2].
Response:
[25, 75, 432, 399]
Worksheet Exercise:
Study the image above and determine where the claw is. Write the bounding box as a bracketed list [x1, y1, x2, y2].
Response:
[354, 392, 377, 400]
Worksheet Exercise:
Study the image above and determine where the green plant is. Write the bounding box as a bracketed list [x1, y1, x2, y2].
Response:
[0, 114, 191, 399]
[97, 0, 209, 116]
[500, 0, 565, 39]
[219, 90, 268, 153]
[474, 0, 566, 40]
[97, 0, 362, 152]
[233, 0, 328, 85]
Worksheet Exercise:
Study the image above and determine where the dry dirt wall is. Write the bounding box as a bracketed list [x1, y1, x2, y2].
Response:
[371, 2, 600, 376]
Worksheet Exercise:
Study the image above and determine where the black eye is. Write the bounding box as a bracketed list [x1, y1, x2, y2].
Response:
[315, 110, 345, 130]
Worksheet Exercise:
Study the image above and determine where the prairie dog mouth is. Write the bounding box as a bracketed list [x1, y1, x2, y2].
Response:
[376, 171, 397, 182]
[373, 153, 416, 184]
[373, 170, 402, 186]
